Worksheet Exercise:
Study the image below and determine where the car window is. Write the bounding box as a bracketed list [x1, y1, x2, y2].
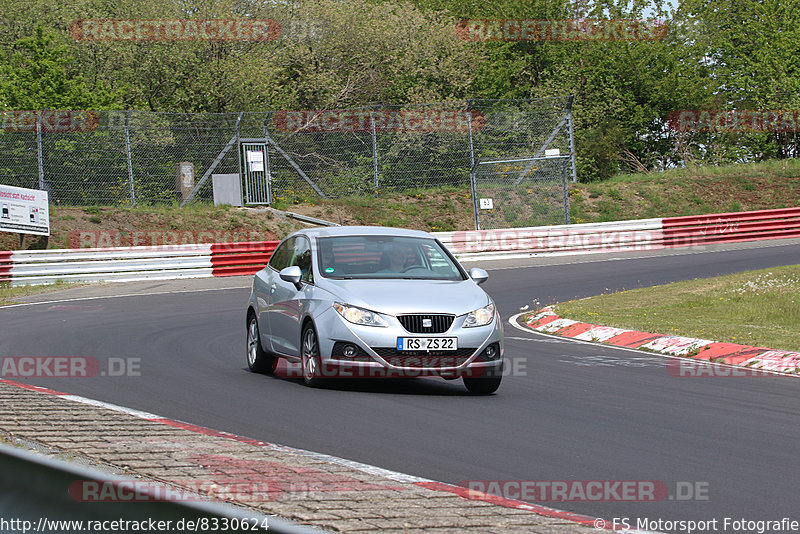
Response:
[421, 242, 462, 278]
[291, 236, 313, 284]
[317, 235, 464, 281]
[268, 237, 295, 271]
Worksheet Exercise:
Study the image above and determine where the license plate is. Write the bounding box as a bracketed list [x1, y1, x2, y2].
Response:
[397, 337, 457, 351]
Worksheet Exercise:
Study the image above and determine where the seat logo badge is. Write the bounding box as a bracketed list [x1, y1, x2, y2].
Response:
[423, 318, 432, 328]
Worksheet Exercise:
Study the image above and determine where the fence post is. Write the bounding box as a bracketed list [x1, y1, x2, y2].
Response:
[467, 101, 479, 230]
[467, 100, 476, 170]
[262, 112, 273, 205]
[371, 108, 379, 197]
[237, 116, 244, 202]
[562, 158, 571, 225]
[470, 162, 480, 231]
[124, 111, 135, 206]
[567, 94, 577, 183]
[36, 110, 44, 191]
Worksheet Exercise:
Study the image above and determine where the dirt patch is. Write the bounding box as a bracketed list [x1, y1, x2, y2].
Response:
[286, 190, 475, 232]
[0, 205, 304, 251]
[2, 162, 799, 251]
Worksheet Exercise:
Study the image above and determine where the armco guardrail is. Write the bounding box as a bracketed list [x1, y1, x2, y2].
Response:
[1, 207, 799, 286]
[662, 207, 800, 247]
[0, 443, 313, 533]
[3, 241, 277, 286]
[0, 251, 11, 283]
[439, 206, 800, 259]
[210, 241, 278, 277]
[438, 218, 664, 259]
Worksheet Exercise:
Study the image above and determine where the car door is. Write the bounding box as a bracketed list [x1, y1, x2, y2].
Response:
[257, 236, 294, 352]
[267, 236, 313, 357]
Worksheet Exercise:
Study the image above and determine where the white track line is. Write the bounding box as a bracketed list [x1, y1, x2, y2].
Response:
[0, 284, 251, 310]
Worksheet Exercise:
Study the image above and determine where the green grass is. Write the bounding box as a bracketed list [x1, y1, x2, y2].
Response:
[547, 264, 800, 352]
[6, 159, 800, 252]
[0, 281, 84, 306]
[569, 159, 800, 223]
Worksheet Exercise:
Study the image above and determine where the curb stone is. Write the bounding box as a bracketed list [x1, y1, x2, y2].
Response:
[521, 307, 800, 376]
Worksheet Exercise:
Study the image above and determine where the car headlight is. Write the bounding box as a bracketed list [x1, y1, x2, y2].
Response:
[464, 302, 495, 328]
[333, 302, 389, 327]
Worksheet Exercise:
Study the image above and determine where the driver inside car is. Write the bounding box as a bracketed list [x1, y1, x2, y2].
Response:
[378, 242, 416, 273]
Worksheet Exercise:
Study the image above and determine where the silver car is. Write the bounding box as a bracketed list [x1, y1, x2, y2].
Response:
[246, 226, 503, 394]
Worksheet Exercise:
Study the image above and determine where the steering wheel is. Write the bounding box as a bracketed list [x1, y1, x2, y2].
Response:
[400, 264, 423, 273]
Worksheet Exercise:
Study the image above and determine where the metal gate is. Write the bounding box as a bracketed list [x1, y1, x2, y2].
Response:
[471, 155, 571, 230]
[240, 140, 271, 205]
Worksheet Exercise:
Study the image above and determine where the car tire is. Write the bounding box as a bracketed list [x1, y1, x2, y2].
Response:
[247, 314, 277, 374]
[463, 374, 502, 395]
[301, 322, 325, 388]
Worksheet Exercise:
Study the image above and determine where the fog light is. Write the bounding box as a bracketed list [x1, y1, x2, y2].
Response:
[483, 344, 499, 360]
[343, 345, 358, 357]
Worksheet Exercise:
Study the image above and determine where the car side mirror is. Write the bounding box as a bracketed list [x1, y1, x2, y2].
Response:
[280, 266, 303, 290]
[469, 267, 489, 285]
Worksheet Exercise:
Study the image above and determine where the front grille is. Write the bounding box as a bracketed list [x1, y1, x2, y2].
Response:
[397, 314, 454, 334]
[372, 347, 476, 368]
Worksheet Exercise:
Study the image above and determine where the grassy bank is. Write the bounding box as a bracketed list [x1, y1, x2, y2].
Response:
[2, 159, 799, 251]
[0, 281, 81, 306]
[570, 159, 800, 223]
[548, 265, 800, 352]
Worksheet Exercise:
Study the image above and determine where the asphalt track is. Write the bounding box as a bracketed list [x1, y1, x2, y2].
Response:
[2, 241, 800, 529]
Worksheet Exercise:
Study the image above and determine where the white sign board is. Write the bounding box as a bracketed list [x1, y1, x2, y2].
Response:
[479, 198, 494, 210]
[545, 148, 560, 157]
[247, 150, 264, 172]
[0, 184, 50, 236]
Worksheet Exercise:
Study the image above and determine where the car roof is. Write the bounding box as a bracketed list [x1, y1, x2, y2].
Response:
[290, 226, 434, 241]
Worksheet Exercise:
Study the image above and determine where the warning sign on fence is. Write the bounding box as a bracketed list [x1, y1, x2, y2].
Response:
[0, 184, 50, 236]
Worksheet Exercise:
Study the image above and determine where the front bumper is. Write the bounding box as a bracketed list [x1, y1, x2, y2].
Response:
[312, 307, 504, 379]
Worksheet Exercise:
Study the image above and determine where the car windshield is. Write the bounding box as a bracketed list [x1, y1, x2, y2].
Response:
[317, 235, 465, 280]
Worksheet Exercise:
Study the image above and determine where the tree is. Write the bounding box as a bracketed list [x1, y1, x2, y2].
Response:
[0, 25, 122, 110]
[674, 0, 800, 160]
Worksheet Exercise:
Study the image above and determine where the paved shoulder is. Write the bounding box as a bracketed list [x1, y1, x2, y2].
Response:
[0, 381, 597, 533]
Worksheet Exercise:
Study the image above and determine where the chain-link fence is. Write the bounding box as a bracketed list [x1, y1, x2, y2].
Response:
[472, 156, 572, 230]
[0, 97, 575, 228]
